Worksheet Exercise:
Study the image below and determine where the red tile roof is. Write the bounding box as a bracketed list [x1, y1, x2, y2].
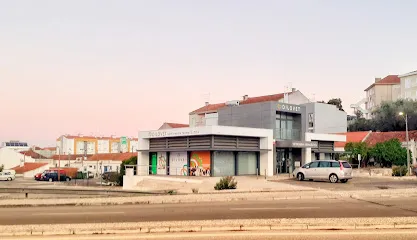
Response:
[51, 154, 93, 160]
[19, 150, 47, 159]
[11, 163, 49, 174]
[190, 92, 291, 114]
[364, 75, 400, 91]
[42, 147, 56, 151]
[365, 131, 417, 146]
[165, 123, 189, 128]
[87, 152, 137, 161]
[334, 131, 371, 148]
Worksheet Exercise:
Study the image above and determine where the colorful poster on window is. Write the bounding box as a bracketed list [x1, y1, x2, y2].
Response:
[169, 152, 188, 176]
[190, 151, 211, 177]
[157, 152, 167, 175]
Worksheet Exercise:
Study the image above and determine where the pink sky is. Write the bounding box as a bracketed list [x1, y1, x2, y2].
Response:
[2, 1, 417, 147]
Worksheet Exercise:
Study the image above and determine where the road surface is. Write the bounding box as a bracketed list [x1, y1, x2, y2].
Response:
[1, 197, 417, 225]
[3, 230, 417, 240]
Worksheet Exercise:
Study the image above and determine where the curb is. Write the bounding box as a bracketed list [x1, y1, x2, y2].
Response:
[2, 222, 417, 237]
[0, 195, 340, 208]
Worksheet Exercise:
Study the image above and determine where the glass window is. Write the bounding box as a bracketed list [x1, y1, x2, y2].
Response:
[5, 143, 10, 146]
[302, 163, 311, 168]
[237, 152, 257, 175]
[342, 162, 352, 168]
[319, 161, 331, 168]
[213, 151, 235, 176]
[309, 161, 319, 168]
[331, 162, 341, 168]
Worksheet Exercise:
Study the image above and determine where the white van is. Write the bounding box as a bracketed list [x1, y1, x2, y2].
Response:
[2, 170, 16, 176]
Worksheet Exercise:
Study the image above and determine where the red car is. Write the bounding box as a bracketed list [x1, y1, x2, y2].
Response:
[34, 170, 65, 181]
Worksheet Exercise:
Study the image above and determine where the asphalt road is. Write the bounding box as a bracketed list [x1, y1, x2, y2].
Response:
[1, 197, 417, 225]
[3, 230, 417, 240]
[280, 177, 417, 191]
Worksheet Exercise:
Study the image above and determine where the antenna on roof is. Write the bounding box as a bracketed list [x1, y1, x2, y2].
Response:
[202, 93, 211, 104]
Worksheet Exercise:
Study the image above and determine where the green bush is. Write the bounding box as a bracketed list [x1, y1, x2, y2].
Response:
[392, 165, 408, 176]
[214, 176, 237, 190]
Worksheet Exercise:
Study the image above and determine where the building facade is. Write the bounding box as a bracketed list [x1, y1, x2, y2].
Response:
[1, 140, 30, 152]
[56, 135, 138, 155]
[351, 75, 401, 119]
[399, 70, 417, 100]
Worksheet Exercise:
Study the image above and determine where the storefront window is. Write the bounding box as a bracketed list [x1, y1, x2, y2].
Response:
[213, 151, 235, 177]
[237, 152, 257, 175]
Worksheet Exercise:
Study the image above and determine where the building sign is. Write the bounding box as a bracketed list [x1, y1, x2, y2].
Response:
[275, 140, 318, 148]
[148, 129, 200, 138]
[277, 103, 301, 113]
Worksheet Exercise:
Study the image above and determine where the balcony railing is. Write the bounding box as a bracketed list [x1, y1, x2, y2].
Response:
[275, 128, 301, 140]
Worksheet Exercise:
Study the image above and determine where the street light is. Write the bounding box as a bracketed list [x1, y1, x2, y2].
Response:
[399, 112, 411, 176]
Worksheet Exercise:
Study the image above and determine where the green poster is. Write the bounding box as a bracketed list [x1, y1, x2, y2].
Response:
[151, 153, 157, 175]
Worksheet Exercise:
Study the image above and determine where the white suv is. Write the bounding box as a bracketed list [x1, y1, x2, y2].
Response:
[293, 160, 353, 183]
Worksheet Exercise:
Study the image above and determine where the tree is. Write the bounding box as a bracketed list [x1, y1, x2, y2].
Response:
[327, 98, 344, 111]
[119, 156, 137, 186]
[348, 99, 417, 132]
[0, 165, 3, 172]
[345, 142, 369, 166]
[368, 139, 410, 167]
[354, 109, 363, 119]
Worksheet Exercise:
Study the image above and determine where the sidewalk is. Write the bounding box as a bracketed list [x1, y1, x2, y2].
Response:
[1, 217, 417, 237]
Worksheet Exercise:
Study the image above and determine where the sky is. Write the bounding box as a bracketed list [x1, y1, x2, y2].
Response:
[1, 0, 417, 147]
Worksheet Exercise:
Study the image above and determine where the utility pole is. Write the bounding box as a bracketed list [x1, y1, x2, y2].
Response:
[399, 112, 411, 176]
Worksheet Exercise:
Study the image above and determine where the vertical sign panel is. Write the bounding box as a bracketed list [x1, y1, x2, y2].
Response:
[169, 152, 188, 176]
[157, 152, 167, 175]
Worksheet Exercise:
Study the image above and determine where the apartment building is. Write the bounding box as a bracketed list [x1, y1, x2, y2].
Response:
[56, 135, 138, 155]
[351, 75, 401, 119]
[399, 70, 417, 100]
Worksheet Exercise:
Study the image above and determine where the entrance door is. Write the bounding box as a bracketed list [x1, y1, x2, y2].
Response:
[276, 149, 294, 174]
[150, 153, 157, 175]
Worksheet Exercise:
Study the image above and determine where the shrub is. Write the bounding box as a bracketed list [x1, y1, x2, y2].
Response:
[192, 188, 199, 194]
[214, 176, 237, 190]
[392, 165, 408, 176]
[166, 190, 177, 195]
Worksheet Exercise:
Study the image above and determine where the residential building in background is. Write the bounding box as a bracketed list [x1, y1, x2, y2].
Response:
[400, 70, 417, 100]
[56, 135, 138, 155]
[1, 140, 30, 152]
[303, 102, 347, 134]
[351, 75, 401, 119]
[189, 89, 310, 128]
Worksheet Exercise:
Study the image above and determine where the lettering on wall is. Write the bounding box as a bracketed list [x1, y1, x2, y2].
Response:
[277, 103, 301, 112]
[148, 130, 200, 138]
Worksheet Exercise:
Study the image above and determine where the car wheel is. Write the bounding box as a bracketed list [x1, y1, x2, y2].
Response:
[340, 179, 348, 183]
[66, 178, 70, 182]
[329, 174, 338, 183]
[48, 178, 53, 182]
[7, 177, 12, 181]
[297, 173, 304, 181]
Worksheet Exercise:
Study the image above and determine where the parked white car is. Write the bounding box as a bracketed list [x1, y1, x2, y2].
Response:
[0, 171, 16, 181]
[293, 160, 353, 183]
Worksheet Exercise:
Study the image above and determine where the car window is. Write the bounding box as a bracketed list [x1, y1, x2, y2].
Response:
[301, 163, 311, 168]
[342, 162, 352, 168]
[309, 161, 319, 168]
[331, 161, 341, 168]
[319, 161, 331, 168]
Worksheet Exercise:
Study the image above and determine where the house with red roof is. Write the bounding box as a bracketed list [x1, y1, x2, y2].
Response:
[11, 162, 50, 178]
[158, 122, 189, 130]
[351, 75, 401, 119]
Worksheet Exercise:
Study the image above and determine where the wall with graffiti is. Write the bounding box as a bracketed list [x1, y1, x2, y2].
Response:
[156, 152, 167, 175]
[190, 151, 211, 176]
[169, 151, 188, 176]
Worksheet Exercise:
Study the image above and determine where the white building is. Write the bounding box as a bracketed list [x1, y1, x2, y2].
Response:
[400, 70, 417, 100]
[1, 140, 30, 152]
[0, 148, 36, 170]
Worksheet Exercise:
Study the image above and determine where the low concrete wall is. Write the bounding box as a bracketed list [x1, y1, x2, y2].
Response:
[354, 168, 393, 177]
[123, 175, 203, 190]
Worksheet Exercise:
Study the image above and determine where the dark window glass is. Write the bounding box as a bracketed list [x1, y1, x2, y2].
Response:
[342, 162, 352, 168]
[319, 161, 331, 168]
[5, 143, 10, 146]
[331, 162, 341, 168]
[309, 161, 319, 168]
